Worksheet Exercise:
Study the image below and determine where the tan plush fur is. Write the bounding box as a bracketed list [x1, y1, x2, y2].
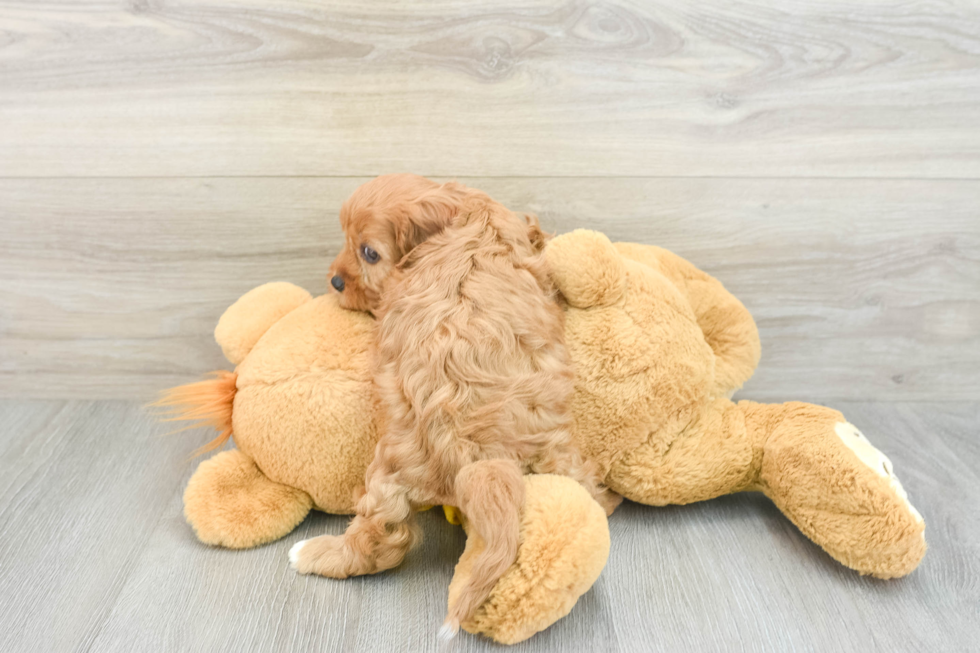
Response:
[167, 226, 926, 644]
[183, 448, 312, 548]
[552, 232, 925, 582]
[447, 475, 610, 645]
[213, 282, 313, 365]
[174, 288, 383, 547]
[295, 175, 615, 634]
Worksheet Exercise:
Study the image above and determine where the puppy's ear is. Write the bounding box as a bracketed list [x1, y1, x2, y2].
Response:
[392, 192, 460, 255]
[522, 213, 550, 253]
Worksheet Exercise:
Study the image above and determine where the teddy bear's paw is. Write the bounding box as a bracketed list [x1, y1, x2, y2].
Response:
[834, 422, 924, 528]
[288, 534, 350, 578]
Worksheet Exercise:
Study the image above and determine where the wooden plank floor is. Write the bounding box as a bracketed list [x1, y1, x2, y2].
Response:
[0, 399, 976, 652]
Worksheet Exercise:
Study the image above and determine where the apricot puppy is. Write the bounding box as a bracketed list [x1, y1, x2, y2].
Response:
[290, 174, 619, 637]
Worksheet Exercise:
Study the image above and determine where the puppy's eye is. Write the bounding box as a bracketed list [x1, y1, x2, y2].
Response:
[360, 244, 380, 264]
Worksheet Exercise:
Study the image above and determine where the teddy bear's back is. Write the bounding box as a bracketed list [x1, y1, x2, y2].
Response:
[232, 295, 380, 513]
[614, 243, 761, 395]
[565, 251, 718, 478]
[555, 238, 762, 501]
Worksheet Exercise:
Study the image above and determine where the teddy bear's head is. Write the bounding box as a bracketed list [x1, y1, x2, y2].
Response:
[231, 294, 381, 513]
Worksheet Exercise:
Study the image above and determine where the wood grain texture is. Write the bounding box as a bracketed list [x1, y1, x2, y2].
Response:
[0, 401, 192, 653]
[0, 400, 976, 652]
[2, 1, 976, 649]
[1, 0, 979, 177]
[1, 177, 977, 401]
[600, 401, 980, 652]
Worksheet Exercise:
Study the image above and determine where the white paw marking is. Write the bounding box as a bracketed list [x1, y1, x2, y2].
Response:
[438, 619, 459, 642]
[835, 422, 924, 527]
[289, 539, 308, 568]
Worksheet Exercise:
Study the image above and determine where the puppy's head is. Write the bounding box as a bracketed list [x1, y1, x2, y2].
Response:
[329, 174, 468, 315]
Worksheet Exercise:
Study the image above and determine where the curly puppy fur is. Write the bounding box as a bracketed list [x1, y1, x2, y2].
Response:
[293, 174, 620, 635]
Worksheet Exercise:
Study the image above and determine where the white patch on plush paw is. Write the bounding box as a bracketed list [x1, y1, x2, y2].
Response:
[438, 619, 459, 642]
[835, 422, 924, 526]
[289, 539, 308, 569]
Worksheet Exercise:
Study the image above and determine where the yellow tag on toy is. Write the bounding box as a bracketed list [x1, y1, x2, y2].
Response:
[442, 505, 461, 525]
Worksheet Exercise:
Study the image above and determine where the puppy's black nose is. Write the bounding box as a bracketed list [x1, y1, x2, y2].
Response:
[330, 275, 345, 292]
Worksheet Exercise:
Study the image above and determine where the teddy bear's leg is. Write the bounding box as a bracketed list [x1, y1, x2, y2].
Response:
[740, 401, 926, 578]
[604, 397, 758, 506]
[447, 475, 611, 645]
[184, 448, 313, 549]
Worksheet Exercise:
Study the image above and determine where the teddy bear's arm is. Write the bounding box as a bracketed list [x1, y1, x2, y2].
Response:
[614, 243, 761, 396]
[184, 449, 313, 548]
[214, 282, 313, 365]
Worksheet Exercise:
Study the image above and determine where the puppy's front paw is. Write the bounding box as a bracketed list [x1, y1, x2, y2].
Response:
[289, 534, 350, 578]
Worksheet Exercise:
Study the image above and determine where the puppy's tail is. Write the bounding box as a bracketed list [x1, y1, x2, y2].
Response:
[150, 370, 238, 456]
[442, 459, 525, 639]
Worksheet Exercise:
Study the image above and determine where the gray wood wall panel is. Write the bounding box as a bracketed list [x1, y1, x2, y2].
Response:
[2, 177, 977, 401]
[1, 1, 979, 177]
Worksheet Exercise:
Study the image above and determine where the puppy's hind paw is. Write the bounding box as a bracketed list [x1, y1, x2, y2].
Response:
[597, 488, 624, 517]
[288, 539, 308, 571]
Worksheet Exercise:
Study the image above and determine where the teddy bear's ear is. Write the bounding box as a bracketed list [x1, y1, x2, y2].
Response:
[545, 230, 627, 308]
[215, 282, 312, 364]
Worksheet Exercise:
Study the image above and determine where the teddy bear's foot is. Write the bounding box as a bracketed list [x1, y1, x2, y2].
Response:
[746, 401, 927, 579]
[833, 421, 924, 525]
[448, 475, 611, 645]
[184, 449, 313, 549]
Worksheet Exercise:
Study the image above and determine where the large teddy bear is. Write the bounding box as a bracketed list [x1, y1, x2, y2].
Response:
[161, 230, 925, 644]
